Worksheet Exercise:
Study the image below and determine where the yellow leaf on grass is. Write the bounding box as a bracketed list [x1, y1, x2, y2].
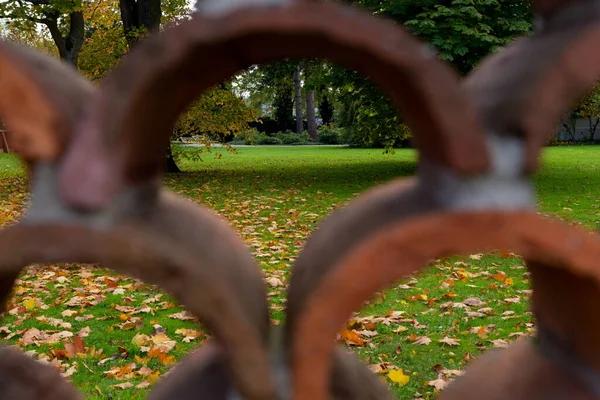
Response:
[23, 299, 36, 310]
[387, 369, 410, 386]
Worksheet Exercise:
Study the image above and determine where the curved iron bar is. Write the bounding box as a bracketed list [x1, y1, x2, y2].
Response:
[290, 211, 600, 399]
[0, 196, 275, 399]
[148, 335, 394, 400]
[0, 42, 93, 166]
[465, 0, 600, 172]
[0, 346, 83, 400]
[439, 337, 595, 400]
[0, 42, 93, 164]
[0, 0, 599, 398]
[58, 0, 488, 211]
[285, 178, 425, 342]
[0, 25, 274, 399]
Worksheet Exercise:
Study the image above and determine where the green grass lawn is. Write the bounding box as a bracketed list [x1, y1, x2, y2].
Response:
[1, 145, 599, 399]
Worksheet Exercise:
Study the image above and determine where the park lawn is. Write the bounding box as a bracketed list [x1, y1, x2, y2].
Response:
[0, 145, 599, 399]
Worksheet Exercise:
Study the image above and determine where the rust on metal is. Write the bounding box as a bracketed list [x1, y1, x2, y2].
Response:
[0, 0, 600, 399]
[291, 211, 600, 400]
[0, 42, 93, 163]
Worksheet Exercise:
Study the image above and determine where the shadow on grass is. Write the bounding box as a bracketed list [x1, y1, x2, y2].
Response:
[166, 159, 418, 196]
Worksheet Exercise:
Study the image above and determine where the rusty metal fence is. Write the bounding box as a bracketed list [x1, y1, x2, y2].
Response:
[1, 0, 600, 398]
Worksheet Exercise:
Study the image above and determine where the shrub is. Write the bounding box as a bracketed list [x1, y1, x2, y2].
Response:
[317, 126, 342, 145]
[275, 132, 312, 145]
[232, 129, 271, 145]
[256, 136, 284, 145]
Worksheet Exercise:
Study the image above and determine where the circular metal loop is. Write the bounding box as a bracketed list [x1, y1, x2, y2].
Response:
[0, 41, 93, 164]
[147, 340, 394, 400]
[289, 211, 600, 400]
[58, 1, 489, 211]
[0, 346, 83, 400]
[465, 0, 600, 172]
[285, 178, 426, 343]
[0, 193, 274, 399]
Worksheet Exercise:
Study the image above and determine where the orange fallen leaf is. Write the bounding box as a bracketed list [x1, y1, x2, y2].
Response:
[477, 326, 488, 339]
[340, 330, 365, 347]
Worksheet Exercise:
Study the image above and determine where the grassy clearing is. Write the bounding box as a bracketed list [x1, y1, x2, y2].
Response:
[0, 145, 599, 399]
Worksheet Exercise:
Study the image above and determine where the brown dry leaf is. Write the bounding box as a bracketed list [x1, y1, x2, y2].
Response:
[169, 311, 196, 321]
[136, 381, 151, 389]
[355, 329, 378, 338]
[64, 337, 86, 358]
[132, 306, 153, 315]
[113, 382, 134, 390]
[466, 311, 485, 318]
[151, 332, 177, 353]
[175, 328, 202, 343]
[463, 298, 484, 307]
[62, 363, 78, 378]
[266, 277, 284, 287]
[413, 336, 432, 346]
[504, 296, 521, 304]
[115, 305, 136, 313]
[46, 331, 74, 344]
[36, 316, 71, 329]
[78, 327, 91, 338]
[438, 336, 460, 346]
[442, 369, 464, 377]
[22, 328, 43, 346]
[491, 339, 510, 348]
[469, 254, 482, 260]
[368, 362, 393, 374]
[427, 378, 448, 390]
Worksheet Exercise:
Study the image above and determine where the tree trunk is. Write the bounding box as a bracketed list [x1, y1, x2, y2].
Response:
[591, 118, 600, 141]
[119, 0, 162, 47]
[164, 142, 181, 173]
[44, 11, 85, 67]
[274, 86, 294, 132]
[294, 65, 303, 134]
[118, 0, 176, 171]
[306, 90, 317, 141]
[319, 95, 334, 125]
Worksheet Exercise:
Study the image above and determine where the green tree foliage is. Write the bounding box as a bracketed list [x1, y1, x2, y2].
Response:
[330, 0, 534, 147]
[574, 83, 600, 140]
[236, 61, 300, 132]
[353, 0, 533, 75]
[0, 0, 85, 66]
[78, 0, 128, 80]
[174, 83, 259, 141]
